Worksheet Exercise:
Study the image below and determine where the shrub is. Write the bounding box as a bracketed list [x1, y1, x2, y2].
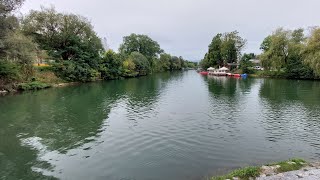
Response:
[18, 81, 51, 90]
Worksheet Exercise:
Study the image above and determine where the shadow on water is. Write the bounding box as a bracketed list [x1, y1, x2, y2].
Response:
[258, 78, 320, 160]
[0, 72, 178, 180]
[1, 72, 320, 180]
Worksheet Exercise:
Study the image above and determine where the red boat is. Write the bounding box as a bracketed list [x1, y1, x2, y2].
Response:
[199, 71, 208, 75]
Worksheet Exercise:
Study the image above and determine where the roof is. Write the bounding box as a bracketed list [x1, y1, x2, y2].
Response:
[219, 67, 229, 71]
[207, 67, 215, 71]
[249, 59, 261, 64]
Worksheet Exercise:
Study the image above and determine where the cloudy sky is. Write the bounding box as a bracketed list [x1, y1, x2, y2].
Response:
[20, 0, 320, 61]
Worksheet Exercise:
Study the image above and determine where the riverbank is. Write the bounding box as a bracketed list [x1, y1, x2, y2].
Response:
[211, 159, 320, 180]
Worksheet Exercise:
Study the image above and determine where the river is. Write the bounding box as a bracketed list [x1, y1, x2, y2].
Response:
[1, 71, 320, 180]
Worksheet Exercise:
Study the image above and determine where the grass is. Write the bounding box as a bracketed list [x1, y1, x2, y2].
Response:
[267, 158, 306, 173]
[18, 81, 51, 90]
[211, 158, 307, 180]
[211, 166, 260, 180]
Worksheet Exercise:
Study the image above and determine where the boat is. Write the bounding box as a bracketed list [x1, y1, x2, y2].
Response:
[207, 67, 247, 78]
[199, 71, 208, 75]
[207, 67, 230, 76]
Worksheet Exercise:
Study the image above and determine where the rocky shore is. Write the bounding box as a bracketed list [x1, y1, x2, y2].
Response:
[212, 159, 320, 180]
[257, 162, 320, 180]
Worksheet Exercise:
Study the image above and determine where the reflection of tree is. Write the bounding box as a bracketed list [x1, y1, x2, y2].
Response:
[259, 79, 320, 106]
[259, 79, 320, 148]
[0, 72, 177, 179]
[207, 76, 238, 98]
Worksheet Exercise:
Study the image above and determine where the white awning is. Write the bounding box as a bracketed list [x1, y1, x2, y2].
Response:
[219, 67, 229, 71]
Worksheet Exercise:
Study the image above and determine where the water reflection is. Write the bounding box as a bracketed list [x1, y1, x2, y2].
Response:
[0, 72, 178, 179]
[1, 72, 320, 180]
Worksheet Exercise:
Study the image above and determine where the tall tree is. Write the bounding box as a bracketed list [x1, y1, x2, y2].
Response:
[304, 27, 320, 76]
[119, 33, 163, 68]
[22, 7, 103, 62]
[207, 33, 222, 67]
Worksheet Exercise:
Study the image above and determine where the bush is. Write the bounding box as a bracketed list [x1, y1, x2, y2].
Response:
[53, 61, 101, 82]
[0, 61, 20, 82]
[34, 65, 53, 72]
[18, 81, 51, 90]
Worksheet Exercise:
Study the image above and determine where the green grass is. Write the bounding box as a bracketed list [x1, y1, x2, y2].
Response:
[18, 81, 51, 91]
[267, 158, 306, 173]
[211, 166, 261, 180]
[211, 159, 307, 180]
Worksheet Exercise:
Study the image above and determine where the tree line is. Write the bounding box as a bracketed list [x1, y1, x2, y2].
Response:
[0, 0, 196, 91]
[200, 28, 320, 79]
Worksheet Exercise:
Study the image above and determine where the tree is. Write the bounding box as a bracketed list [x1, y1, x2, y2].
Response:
[304, 27, 320, 76]
[159, 53, 171, 71]
[119, 33, 163, 68]
[3, 31, 37, 79]
[22, 7, 103, 62]
[128, 52, 150, 76]
[221, 31, 246, 64]
[207, 33, 222, 67]
[0, 0, 25, 56]
[200, 31, 246, 68]
[0, 0, 24, 15]
[22, 7, 104, 81]
[100, 50, 122, 79]
[260, 28, 290, 71]
[239, 53, 255, 74]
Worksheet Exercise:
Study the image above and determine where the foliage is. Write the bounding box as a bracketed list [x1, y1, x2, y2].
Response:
[2, 31, 37, 79]
[268, 158, 306, 173]
[304, 27, 320, 76]
[18, 81, 51, 90]
[211, 166, 260, 180]
[122, 58, 138, 77]
[0, 60, 19, 82]
[128, 52, 150, 76]
[260, 28, 315, 79]
[21, 7, 104, 82]
[119, 33, 163, 68]
[22, 7, 103, 61]
[200, 31, 246, 69]
[239, 53, 255, 74]
[53, 61, 100, 82]
[100, 50, 122, 79]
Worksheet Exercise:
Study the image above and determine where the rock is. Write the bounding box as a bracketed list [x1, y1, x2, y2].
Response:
[275, 165, 281, 168]
[288, 161, 296, 165]
[232, 177, 239, 180]
[0, 90, 8, 94]
[296, 173, 304, 178]
[260, 174, 266, 177]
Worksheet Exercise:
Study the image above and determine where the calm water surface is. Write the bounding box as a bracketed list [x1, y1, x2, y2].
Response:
[1, 71, 320, 180]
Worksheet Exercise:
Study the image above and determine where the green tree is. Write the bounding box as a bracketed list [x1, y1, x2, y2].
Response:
[240, 53, 255, 74]
[3, 31, 37, 79]
[206, 33, 222, 67]
[100, 50, 122, 80]
[22, 7, 104, 82]
[159, 53, 171, 71]
[119, 33, 163, 69]
[304, 27, 320, 76]
[260, 28, 290, 71]
[200, 31, 246, 68]
[128, 52, 150, 76]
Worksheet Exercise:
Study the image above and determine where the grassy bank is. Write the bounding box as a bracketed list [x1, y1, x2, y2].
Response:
[211, 158, 306, 180]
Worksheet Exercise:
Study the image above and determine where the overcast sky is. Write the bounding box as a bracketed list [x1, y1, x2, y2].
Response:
[20, 0, 320, 61]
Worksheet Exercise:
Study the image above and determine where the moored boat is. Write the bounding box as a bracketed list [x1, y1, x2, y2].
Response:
[199, 71, 208, 75]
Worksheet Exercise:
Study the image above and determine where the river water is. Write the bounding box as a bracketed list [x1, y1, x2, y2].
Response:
[1, 71, 320, 180]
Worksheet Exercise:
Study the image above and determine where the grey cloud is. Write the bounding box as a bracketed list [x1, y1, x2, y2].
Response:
[21, 0, 320, 60]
